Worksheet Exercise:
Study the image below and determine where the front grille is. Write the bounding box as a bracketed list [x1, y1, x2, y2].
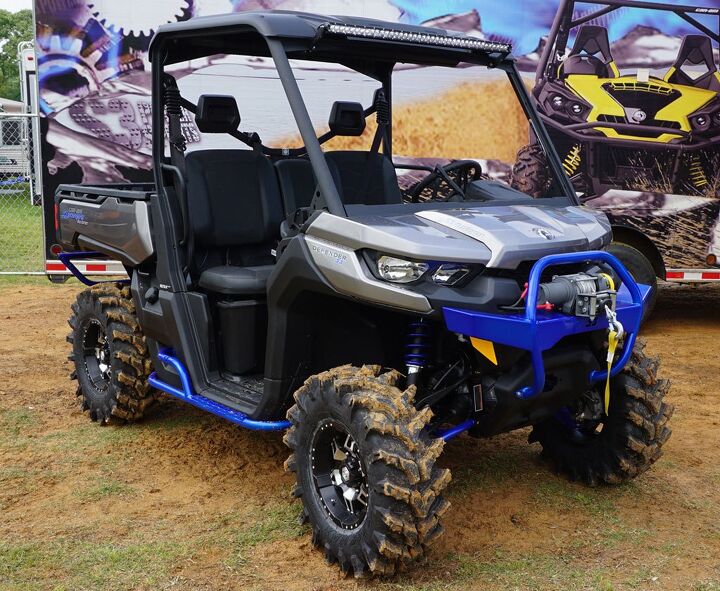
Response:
[604, 81, 675, 95]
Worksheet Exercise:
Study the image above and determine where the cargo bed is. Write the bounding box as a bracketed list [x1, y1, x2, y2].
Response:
[55, 183, 156, 268]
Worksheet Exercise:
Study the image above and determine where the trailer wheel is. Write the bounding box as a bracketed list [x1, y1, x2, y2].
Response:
[284, 365, 451, 576]
[529, 339, 673, 486]
[607, 242, 658, 320]
[68, 282, 155, 424]
[511, 143, 552, 198]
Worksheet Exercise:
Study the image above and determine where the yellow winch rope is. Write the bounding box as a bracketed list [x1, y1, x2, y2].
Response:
[599, 273, 618, 415]
[605, 327, 620, 415]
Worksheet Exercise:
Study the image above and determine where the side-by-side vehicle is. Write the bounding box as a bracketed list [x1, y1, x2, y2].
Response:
[56, 11, 672, 576]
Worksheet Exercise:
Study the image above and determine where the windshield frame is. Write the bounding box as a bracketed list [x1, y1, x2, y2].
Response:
[151, 19, 579, 219]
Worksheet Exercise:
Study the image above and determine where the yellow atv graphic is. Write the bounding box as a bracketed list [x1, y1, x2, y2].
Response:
[513, 1, 720, 198]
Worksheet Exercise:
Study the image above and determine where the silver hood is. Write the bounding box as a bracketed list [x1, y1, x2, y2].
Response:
[305, 204, 611, 269]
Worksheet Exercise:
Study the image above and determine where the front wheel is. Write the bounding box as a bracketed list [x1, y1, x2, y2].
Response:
[529, 339, 673, 486]
[284, 365, 451, 576]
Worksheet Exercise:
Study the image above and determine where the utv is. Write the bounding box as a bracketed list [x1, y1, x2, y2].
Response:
[56, 11, 672, 576]
[513, 0, 719, 200]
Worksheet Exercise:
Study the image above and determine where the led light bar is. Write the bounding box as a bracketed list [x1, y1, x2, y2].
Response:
[324, 23, 512, 54]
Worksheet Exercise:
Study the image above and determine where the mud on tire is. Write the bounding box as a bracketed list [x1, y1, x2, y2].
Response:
[284, 365, 451, 577]
[511, 143, 552, 198]
[530, 339, 673, 485]
[68, 283, 155, 424]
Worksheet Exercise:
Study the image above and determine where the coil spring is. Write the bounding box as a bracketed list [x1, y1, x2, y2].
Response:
[563, 144, 582, 177]
[688, 155, 709, 190]
[405, 319, 432, 369]
[164, 81, 182, 117]
[375, 90, 391, 126]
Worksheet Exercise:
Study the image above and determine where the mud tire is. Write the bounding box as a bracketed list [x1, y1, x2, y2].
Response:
[68, 282, 155, 424]
[530, 339, 673, 486]
[284, 365, 451, 577]
[511, 143, 552, 198]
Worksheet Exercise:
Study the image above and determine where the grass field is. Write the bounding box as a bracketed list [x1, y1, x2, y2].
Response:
[0, 185, 44, 272]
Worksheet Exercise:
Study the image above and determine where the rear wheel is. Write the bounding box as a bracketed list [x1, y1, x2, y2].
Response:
[606, 242, 658, 320]
[68, 283, 155, 424]
[284, 365, 451, 576]
[529, 339, 673, 486]
[511, 143, 552, 198]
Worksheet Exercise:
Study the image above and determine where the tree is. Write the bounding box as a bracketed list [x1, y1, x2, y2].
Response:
[0, 9, 33, 102]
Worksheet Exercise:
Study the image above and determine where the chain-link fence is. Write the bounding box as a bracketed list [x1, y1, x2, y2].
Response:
[0, 113, 43, 273]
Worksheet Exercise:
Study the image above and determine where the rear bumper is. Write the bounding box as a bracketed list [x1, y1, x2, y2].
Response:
[443, 251, 648, 399]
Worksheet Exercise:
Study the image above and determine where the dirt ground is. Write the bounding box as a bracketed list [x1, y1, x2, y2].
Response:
[1, 278, 719, 591]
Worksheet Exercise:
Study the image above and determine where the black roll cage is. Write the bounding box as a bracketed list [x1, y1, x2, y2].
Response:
[149, 12, 576, 223]
[537, 0, 720, 83]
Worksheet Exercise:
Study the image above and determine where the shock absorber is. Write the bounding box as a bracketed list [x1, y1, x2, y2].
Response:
[688, 154, 709, 192]
[563, 143, 582, 177]
[405, 319, 432, 387]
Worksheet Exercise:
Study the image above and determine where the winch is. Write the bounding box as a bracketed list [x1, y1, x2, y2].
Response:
[538, 266, 617, 319]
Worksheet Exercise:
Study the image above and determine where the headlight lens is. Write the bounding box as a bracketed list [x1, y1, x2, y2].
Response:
[570, 103, 584, 115]
[551, 95, 565, 109]
[692, 114, 710, 130]
[431, 264, 472, 286]
[377, 256, 428, 284]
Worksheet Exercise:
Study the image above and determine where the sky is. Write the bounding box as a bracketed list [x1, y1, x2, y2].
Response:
[3, 0, 32, 12]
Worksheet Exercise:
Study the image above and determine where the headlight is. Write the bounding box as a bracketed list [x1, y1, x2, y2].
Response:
[551, 95, 565, 109]
[431, 263, 472, 285]
[692, 114, 710, 130]
[377, 256, 428, 283]
[713, 112, 720, 126]
[570, 103, 584, 116]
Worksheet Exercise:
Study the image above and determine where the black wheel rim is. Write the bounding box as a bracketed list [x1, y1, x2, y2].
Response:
[310, 420, 369, 530]
[82, 320, 111, 391]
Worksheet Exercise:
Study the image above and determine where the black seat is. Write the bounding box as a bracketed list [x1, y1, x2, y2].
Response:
[324, 100, 403, 206]
[184, 94, 284, 296]
[185, 149, 284, 296]
[276, 152, 403, 209]
[324, 150, 403, 205]
[665, 35, 720, 91]
[275, 158, 317, 213]
[198, 265, 274, 295]
[273, 100, 403, 212]
[561, 25, 618, 79]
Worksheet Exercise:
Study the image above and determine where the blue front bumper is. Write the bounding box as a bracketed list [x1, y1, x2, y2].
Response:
[443, 251, 649, 399]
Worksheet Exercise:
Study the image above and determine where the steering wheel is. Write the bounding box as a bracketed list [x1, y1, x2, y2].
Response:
[407, 160, 484, 203]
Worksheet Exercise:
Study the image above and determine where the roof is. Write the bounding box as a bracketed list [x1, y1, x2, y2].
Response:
[150, 10, 513, 66]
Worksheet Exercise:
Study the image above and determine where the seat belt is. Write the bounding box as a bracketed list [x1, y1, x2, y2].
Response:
[369, 89, 390, 155]
[162, 74, 194, 283]
[363, 89, 391, 199]
[163, 74, 186, 177]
